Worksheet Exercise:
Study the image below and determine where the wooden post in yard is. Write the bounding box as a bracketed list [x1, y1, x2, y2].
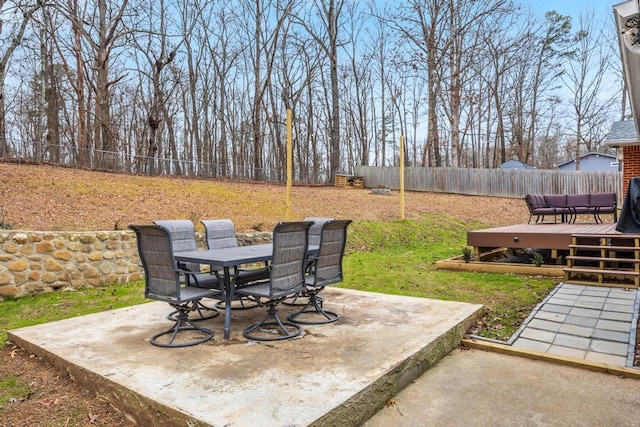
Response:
[286, 108, 293, 220]
[400, 134, 405, 220]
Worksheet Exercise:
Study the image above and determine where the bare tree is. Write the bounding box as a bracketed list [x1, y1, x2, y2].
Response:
[34, 7, 62, 162]
[48, 0, 91, 167]
[292, 0, 344, 180]
[87, 0, 129, 169]
[239, 0, 294, 180]
[199, 3, 246, 176]
[388, 0, 450, 167]
[130, 0, 203, 175]
[561, 10, 618, 168]
[342, 1, 372, 169]
[473, 5, 525, 167]
[0, 0, 44, 157]
[438, 0, 509, 167]
[506, 11, 572, 165]
[366, 0, 392, 167]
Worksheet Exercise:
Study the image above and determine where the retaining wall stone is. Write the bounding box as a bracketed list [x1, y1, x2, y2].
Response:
[0, 230, 273, 299]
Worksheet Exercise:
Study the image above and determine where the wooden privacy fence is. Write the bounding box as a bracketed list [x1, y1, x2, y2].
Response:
[354, 166, 622, 199]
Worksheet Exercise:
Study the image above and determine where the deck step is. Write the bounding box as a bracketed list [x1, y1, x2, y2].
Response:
[565, 234, 640, 288]
[565, 256, 640, 263]
[567, 244, 640, 252]
[563, 267, 639, 277]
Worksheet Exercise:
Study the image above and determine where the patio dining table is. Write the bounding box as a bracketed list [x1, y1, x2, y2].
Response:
[175, 243, 317, 339]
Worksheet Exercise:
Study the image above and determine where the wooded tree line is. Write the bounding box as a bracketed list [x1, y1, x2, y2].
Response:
[0, 0, 623, 183]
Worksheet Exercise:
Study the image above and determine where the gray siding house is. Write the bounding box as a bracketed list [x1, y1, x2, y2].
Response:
[556, 152, 618, 172]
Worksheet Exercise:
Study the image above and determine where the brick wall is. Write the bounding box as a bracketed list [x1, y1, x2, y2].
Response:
[623, 145, 640, 194]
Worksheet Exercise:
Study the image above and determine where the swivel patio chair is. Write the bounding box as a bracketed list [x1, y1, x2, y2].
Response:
[283, 217, 334, 307]
[129, 224, 219, 347]
[288, 219, 352, 325]
[235, 221, 313, 341]
[305, 217, 335, 247]
[154, 220, 220, 320]
[201, 219, 269, 310]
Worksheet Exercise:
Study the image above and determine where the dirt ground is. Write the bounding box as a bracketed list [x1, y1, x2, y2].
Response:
[0, 343, 135, 426]
[0, 162, 529, 426]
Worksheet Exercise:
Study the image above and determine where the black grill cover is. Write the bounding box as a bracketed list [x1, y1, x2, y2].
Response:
[616, 177, 640, 233]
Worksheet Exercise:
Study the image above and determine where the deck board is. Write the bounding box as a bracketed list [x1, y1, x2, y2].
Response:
[467, 222, 619, 252]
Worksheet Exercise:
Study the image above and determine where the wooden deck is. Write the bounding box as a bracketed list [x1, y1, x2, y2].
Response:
[463, 222, 640, 286]
[467, 222, 620, 254]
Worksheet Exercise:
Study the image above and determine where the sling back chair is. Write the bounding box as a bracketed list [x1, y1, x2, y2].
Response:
[288, 219, 352, 325]
[234, 221, 313, 341]
[154, 220, 220, 320]
[129, 224, 219, 347]
[201, 219, 270, 309]
[283, 217, 334, 307]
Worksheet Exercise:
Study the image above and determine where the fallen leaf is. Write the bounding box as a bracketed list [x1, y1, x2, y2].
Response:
[39, 399, 54, 407]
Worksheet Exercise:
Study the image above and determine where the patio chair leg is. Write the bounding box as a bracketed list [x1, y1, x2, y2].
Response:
[167, 299, 219, 322]
[151, 306, 214, 348]
[243, 304, 302, 341]
[282, 292, 311, 306]
[215, 296, 259, 310]
[288, 294, 339, 325]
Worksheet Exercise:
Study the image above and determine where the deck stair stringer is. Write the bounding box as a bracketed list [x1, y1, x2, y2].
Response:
[564, 234, 640, 288]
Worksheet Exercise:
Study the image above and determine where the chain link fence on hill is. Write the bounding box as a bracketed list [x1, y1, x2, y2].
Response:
[6, 140, 329, 185]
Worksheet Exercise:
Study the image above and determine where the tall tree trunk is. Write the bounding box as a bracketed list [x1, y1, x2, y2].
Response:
[93, 0, 128, 170]
[252, 0, 264, 180]
[0, 2, 44, 157]
[328, 0, 341, 181]
[426, 76, 440, 167]
[43, 38, 60, 163]
[70, 0, 89, 167]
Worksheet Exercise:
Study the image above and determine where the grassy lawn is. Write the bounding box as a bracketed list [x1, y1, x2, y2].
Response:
[0, 214, 555, 347]
[343, 215, 556, 340]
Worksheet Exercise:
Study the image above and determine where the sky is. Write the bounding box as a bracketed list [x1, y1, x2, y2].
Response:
[524, 0, 620, 20]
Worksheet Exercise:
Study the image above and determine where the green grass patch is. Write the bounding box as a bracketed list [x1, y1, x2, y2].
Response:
[0, 376, 31, 407]
[0, 281, 146, 347]
[343, 217, 556, 340]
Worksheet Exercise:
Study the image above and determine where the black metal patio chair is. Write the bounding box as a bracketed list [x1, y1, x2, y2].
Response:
[305, 217, 335, 247]
[129, 224, 219, 347]
[154, 219, 220, 320]
[201, 219, 269, 309]
[283, 217, 334, 307]
[235, 221, 313, 341]
[288, 219, 352, 325]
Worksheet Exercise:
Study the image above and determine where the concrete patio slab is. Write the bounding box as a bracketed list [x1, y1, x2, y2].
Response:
[364, 348, 640, 427]
[8, 288, 483, 426]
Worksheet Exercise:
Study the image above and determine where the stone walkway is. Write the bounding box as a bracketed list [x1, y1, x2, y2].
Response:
[510, 283, 640, 367]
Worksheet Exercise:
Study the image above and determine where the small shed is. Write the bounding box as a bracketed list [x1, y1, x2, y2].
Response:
[556, 152, 618, 172]
[499, 160, 535, 170]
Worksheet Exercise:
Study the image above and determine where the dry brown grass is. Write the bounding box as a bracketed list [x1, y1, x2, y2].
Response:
[1, 162, 528, 231]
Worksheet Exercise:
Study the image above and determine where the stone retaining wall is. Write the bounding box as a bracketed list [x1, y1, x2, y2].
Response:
[0, 230, 273, 299]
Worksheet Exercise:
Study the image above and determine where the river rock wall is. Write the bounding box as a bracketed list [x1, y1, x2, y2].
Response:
[0, 230, 272, 299]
